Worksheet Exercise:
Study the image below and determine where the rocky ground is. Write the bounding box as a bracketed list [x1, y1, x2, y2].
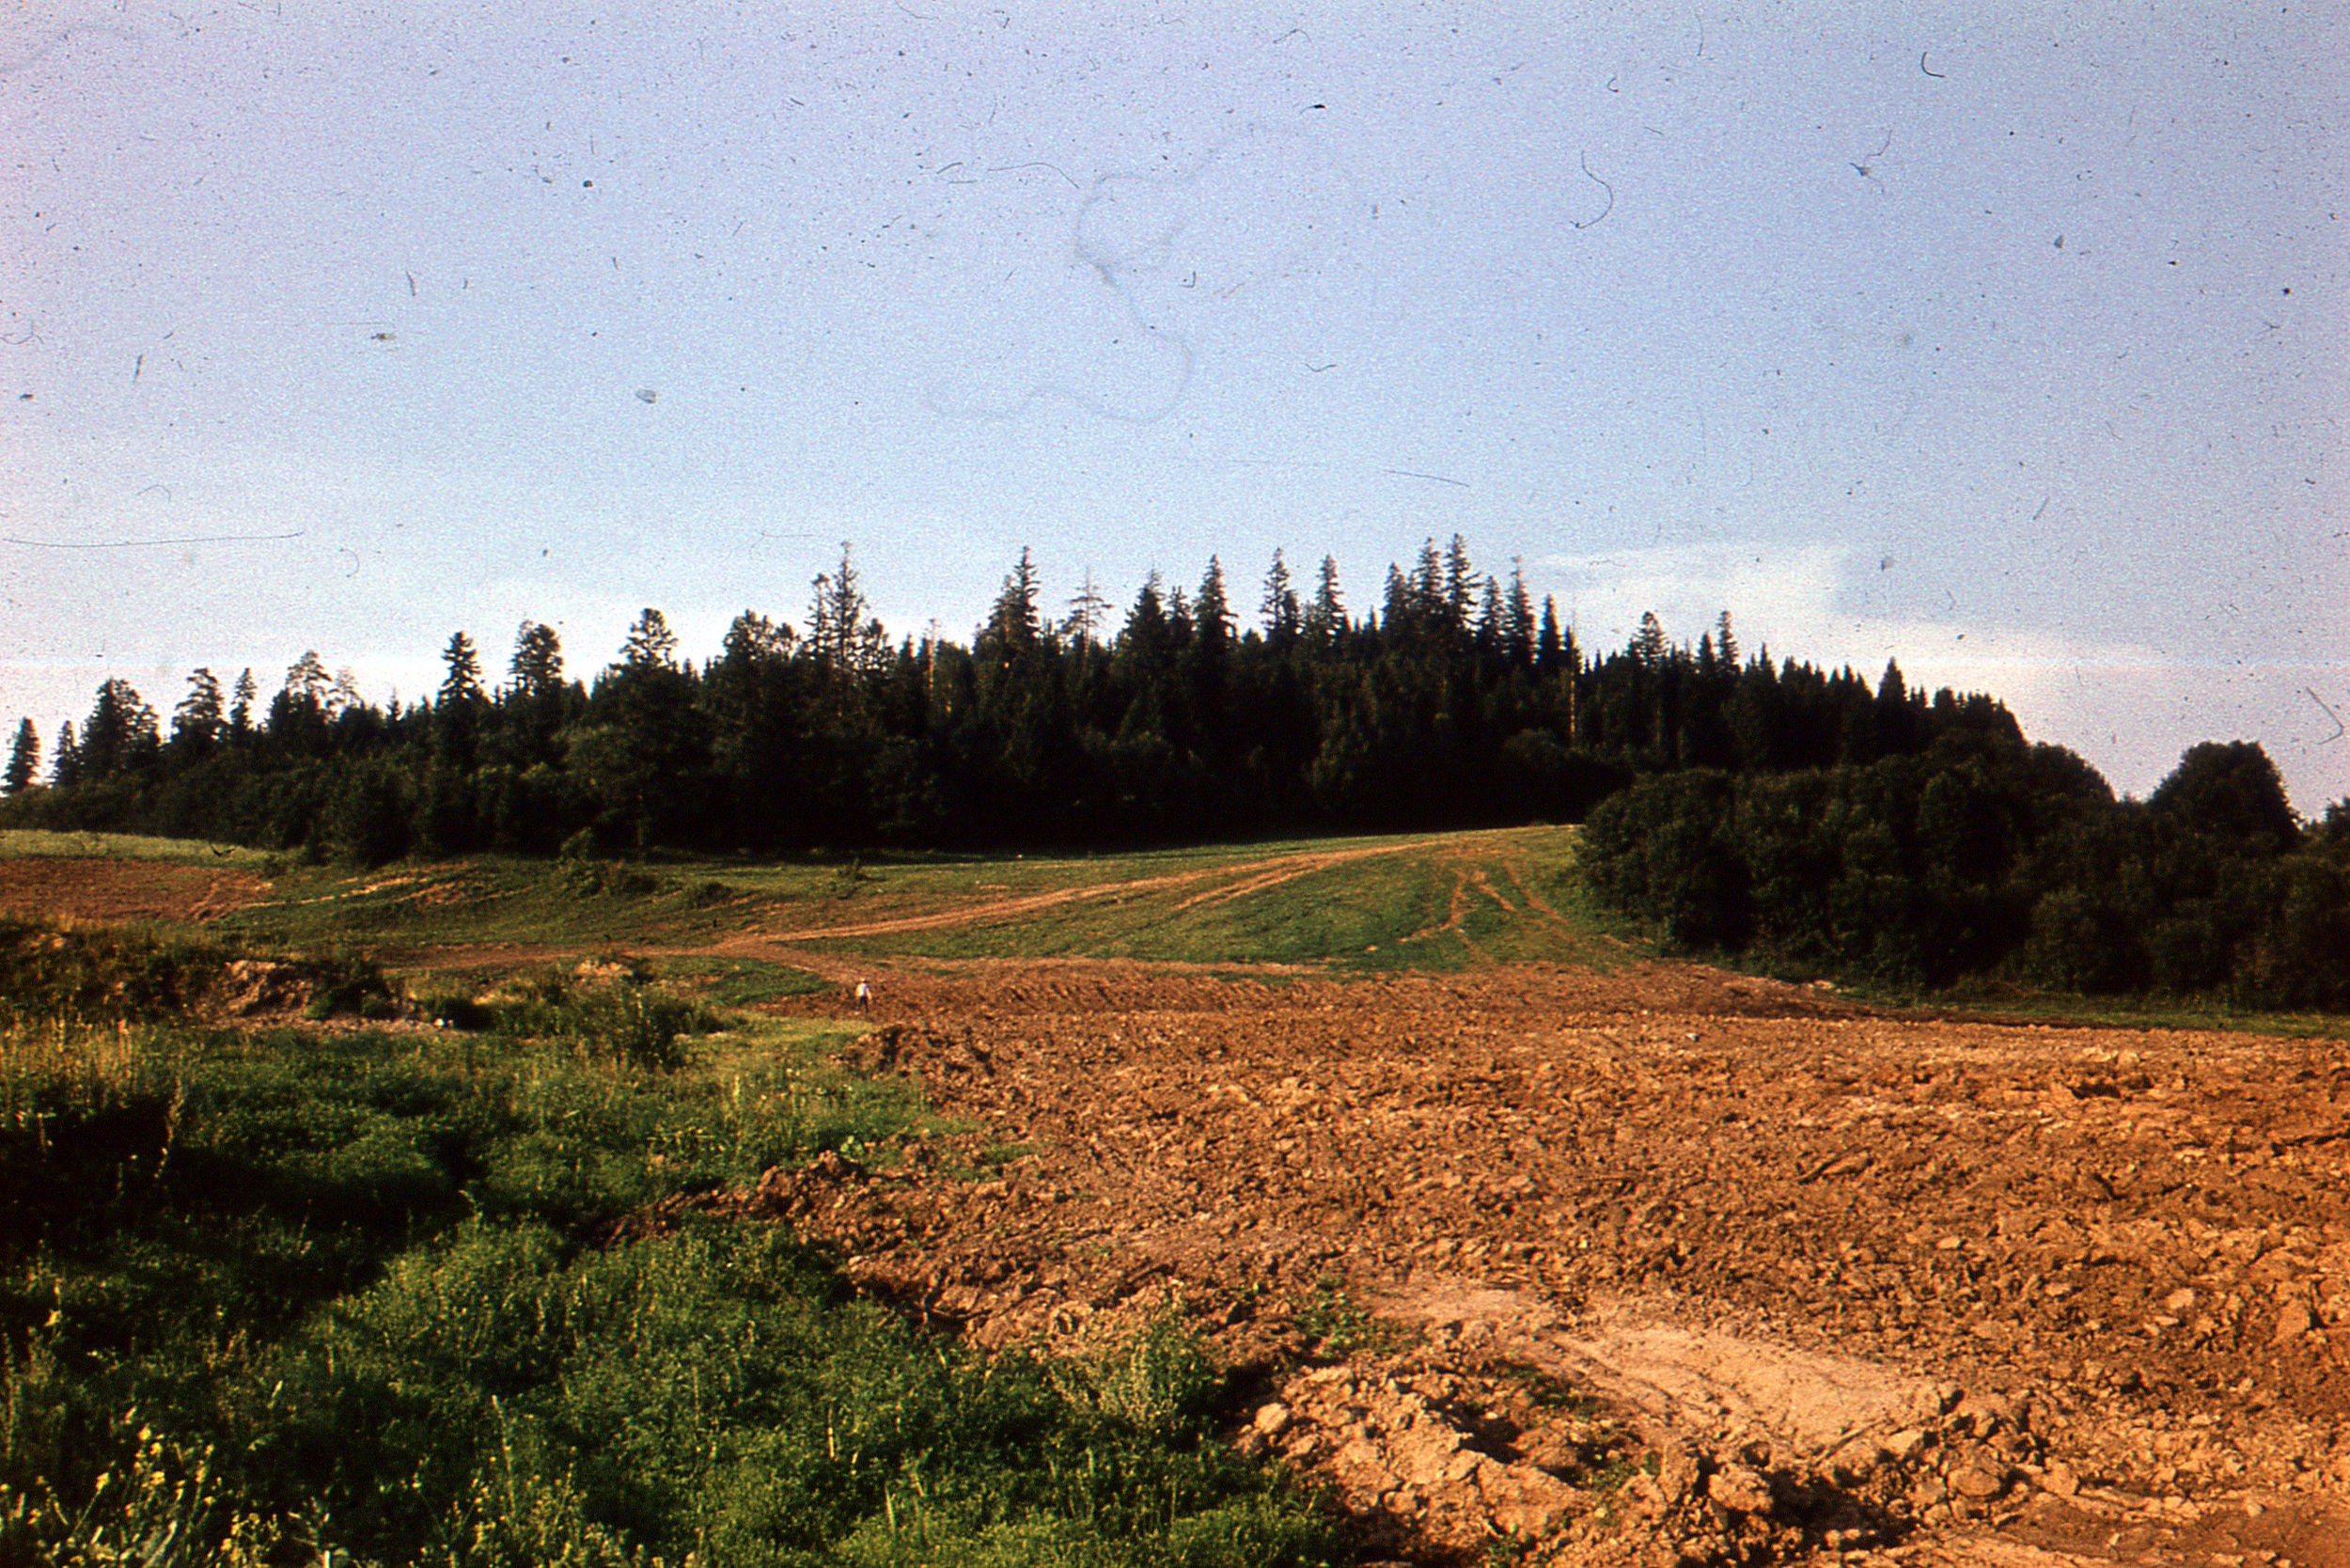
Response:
[636, 955, 2350, 1566]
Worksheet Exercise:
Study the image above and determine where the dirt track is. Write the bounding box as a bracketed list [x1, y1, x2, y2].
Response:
[750, 840, 1444, 941]
[680, 955, 2350, 1567]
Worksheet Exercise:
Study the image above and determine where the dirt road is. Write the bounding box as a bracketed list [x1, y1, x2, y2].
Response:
[652, 956, 2350, 1566]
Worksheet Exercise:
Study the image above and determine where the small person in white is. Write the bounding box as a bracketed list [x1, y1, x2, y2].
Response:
[855, 980, 871, 1010]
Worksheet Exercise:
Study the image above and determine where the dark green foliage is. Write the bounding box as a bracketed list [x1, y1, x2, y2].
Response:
[0, 542, 2159, 889]
[1578, 735, 2348, 1007]
[2150, 740, 2300, 853]
[3, 719, 36, 796]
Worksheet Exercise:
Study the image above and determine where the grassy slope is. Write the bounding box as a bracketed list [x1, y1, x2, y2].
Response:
[169, 825, 1616, 977]
[0, 827, 276, 870]
[20, 824, 2340, 1032]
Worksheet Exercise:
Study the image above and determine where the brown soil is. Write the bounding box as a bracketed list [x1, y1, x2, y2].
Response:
[0, 855, 268, 923]
[672, 957, 2350, 1567]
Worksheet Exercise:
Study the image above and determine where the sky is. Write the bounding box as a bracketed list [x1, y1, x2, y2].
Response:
[2, 0, 2344, 808]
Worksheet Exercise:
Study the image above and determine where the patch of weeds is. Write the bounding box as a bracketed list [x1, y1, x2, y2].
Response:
[1481, 1528, 1529, 1567]
[300, 951, 394, 1020]
[0, 918, 230, 1023]
[1294, 1277, 1402, 1358]
[1491, 1359, 1603, 1414]
[436, 964, 719, 1071]
[827, 856, 874, 899]
[1584, 1452, 1645, 1494]
[1053, 1311, 1219, 1438]
[566, 861, 661, 898]
[660, 958, 831, 1007]
[0, 1408, 288, 1568]
[414, 992, 493, 1030]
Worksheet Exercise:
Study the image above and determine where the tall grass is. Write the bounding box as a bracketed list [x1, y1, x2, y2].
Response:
[0, 927, 1340, 1568]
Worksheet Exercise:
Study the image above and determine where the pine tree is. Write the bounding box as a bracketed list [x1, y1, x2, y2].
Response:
[621, 608, 679, 669]
[986, 547, 1042, 656]
[1308, 556, 1345, 641]
[229, 669, 258, 737]
[1441, 534, 1476, 630]
[1260, 550, 1302, 644]
[1065, 570, 1110, 651]
[1504, 562, 1536, 667]
[284, 651, 332, 704]
[170, 668, 225, 756]
[1713, 610, 1740, 671]
[720, 610, 791, 665]
[50, 721, 78, 788]
[4, 719, 38, 794]
[439, 631, 486, 706]
[510, 620, 566, 697]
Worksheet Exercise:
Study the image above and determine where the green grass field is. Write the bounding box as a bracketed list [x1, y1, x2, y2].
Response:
[0, 827, 276, 870]
[148, 825, 1613, 977]
[0, 824, 1618, 986]
[0, 919, 1342, 1568]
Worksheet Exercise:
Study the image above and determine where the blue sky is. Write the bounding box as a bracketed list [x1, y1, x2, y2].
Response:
[3, 0, 2344, 807]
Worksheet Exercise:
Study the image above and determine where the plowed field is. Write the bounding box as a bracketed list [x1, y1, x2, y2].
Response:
[0, 855, 266, 923]
[696, 953, 2350, 1567]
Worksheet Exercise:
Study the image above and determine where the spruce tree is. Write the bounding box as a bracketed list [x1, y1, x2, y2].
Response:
[1535, 596, 1564, 671]
[1192, 557, 1232, 656]
[79, 679, 159, 777]
[1260, 550, 1301, 645]
[1441, 534, 1476, 630]
[986, 547, 1042, 655]
[1634, 611, 1668, 667]
[229, 669, 258, 737]
[439, 631, 486, 705]
[4, 719, 37, 794]
[1308, 556, 1345, 641]
[1504, 563, 1536, 666]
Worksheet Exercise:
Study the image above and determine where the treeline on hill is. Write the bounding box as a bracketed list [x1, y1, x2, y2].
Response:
[1, 538, 2023, 862]
[1577, 737, 2350, 1009]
